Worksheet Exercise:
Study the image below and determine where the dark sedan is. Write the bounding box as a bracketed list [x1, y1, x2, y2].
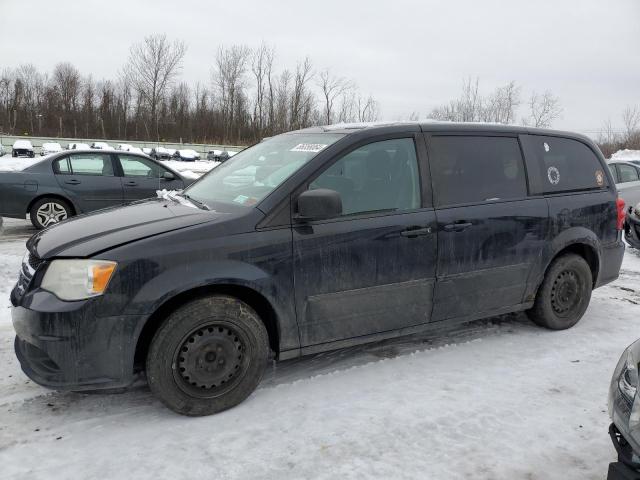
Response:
[0, 150, 191, 229]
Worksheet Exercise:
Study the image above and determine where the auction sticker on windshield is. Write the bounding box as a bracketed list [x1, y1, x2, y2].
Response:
[290, 144, 327, 153]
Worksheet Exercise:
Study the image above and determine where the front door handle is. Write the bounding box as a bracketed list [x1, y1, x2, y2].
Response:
[443, 222, 473, 232]
[64, 179, 80, 185]
[124, 181, 138, 187]
[400, 226, 432, 238]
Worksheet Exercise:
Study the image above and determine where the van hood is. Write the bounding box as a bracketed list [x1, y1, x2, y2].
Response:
[27, 199, 227, 258]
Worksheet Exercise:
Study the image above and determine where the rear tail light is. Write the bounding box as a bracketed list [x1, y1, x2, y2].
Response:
[616, 197, 626, 231]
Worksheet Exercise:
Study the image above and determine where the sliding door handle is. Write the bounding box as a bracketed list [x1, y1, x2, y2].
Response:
[443, 222, 472, 232]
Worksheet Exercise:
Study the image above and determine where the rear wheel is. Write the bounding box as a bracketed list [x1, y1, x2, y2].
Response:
[29, 197, 72, 229]
[146, 295, 269, 416]
[527, 253, 592, 330]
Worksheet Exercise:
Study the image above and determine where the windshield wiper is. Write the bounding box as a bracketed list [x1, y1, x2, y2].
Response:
[179, 193, 210, 210]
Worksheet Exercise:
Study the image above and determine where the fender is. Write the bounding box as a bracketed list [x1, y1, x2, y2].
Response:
[524, 226, 601, 302]
[116, 258, 299, 354]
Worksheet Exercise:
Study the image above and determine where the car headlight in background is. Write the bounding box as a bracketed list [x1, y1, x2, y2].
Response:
[634, 203, 640, 218]
[40, 259, 117, 301]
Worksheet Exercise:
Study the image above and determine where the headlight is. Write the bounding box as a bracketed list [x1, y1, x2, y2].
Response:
[41, 259, 117, 301]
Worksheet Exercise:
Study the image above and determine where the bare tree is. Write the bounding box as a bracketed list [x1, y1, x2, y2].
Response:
[214, 44, 250, 142]
[622, 106, 640, 143]
[289, 57, 314, 130]
[251, 43, 274, 136]
[125, 34, 187, 140]
[525, 90, 562, 128]
[318, 69, 351, 125]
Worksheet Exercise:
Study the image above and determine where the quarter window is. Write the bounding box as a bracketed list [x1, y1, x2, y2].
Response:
[54, 158, 71, 174]
[521, 135, 607, 193]
[429, 136, 527, 207]
[68, 153, 114, 176]
[617, 164, 639, 183]
[309, 138, 421, 216]
[607, 165, 619, 183]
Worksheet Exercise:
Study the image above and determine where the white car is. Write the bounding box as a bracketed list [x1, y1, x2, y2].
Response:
[41, 142, 63, 156]
[607, 160, 640, 211]
[67, 142, 91, 150]
[91, 142, 112, 150]
[142, 147, 153, 155]
[12, 140, 35, 158]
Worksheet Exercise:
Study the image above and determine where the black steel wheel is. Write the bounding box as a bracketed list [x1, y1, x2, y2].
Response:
[146, 295, 269, 416]
[528, 253, 592, 330]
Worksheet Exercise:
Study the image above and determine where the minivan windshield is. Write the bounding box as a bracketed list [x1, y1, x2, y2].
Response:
[184, 133, 344, 208]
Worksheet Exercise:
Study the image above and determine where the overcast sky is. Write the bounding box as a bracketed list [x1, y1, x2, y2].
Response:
[1, 0, 638, 136]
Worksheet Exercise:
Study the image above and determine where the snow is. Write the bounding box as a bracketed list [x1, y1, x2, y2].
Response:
[160, 159, 219, 177]
[2, 232, 640, 478]
[0, 156, 47, 171]
[12, 140, 33, 150]
[611, 149, 640, 161]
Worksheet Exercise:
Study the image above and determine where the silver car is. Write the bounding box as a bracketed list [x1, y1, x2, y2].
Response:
[608, 160, 640, 210]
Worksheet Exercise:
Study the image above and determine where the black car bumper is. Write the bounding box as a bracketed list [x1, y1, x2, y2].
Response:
[11, 289, 145, 391]
[596, 239, 626, 288]
[609, 424, 640, 480]
[626, 210, 640, 249]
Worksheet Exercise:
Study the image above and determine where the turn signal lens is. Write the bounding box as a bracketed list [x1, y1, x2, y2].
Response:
[89, 263, 117, 294]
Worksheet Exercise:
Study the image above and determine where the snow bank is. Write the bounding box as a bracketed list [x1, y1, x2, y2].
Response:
[611, 149, 640, 161]
[160, 159, 219, 177]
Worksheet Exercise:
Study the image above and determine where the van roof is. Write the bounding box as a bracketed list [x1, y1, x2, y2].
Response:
[292, 121, 591, 143]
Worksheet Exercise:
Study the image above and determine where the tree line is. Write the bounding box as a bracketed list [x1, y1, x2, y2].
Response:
[1, 34, 637, 157]
[0, 35, 379, 145]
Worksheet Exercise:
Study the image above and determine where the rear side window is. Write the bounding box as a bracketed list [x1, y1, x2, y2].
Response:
[428, 136, 527, 207]
[68, 153, 114, 176]
[617, 164, 639, 183]
[54, 158, 70, 174]
[521, 135, 607, 193]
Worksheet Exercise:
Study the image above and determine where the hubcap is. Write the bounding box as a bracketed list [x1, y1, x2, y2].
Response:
[551, 270, 581, 316]
[174, 324, 247, 396]
[36, 202, 67, 227]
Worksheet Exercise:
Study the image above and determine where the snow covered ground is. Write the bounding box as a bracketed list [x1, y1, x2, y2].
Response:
[1, 233, 640, 479]
[159, 159, 219, 179]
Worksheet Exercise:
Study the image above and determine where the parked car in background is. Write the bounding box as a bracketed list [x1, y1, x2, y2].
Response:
[0, 149, 190, 229]
[608, 160, 640, 212]
[9, 122, 625, 416]
[67, 142, 91, 150]
[91, 141, 111, 150]
[207, 149, 230, 162]
[150, 147, 175, 160]
[116, 143, 134, 151]
[12, 140, 35, 158]
[40, 142, 63, 156]
[142, 147, 153, 155]
[608, 338, 640, 479]
[172, 149, 200, 161]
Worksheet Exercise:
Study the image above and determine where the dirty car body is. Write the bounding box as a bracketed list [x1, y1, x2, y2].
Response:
[11, 123, 625, 409]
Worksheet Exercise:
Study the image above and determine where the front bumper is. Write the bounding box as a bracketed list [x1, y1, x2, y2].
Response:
[11, 288, 145, 391]
[608, 424, 640, 480]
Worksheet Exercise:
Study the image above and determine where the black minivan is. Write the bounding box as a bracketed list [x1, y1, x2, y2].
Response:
[11, 122, 626, 416]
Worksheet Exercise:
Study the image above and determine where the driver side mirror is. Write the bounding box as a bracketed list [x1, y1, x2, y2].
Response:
[162, 171, 175, 180]
[296, 189, 342, 221]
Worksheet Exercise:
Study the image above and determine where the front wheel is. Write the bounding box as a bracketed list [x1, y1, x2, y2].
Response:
[29, 197, 72, 229]
[146, 295, 270, 416]
[527, 253, 592, 330]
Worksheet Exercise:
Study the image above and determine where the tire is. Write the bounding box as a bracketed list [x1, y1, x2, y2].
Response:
[146, 295, 270, 416]
[527, 253, 592, 330]
[29, 197, 72, 230]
